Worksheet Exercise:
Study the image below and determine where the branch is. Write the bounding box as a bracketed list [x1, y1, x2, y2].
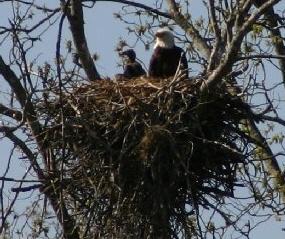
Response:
[1, 122, 81, 239]
[238, 54, 285, 60]
[245, 118, 285, 201]
[65, 0, 101, 80]
[166, 0, 211, 57]
[201, 0, 282, 93]
[0, 103, 22, 121]
[0, 56, 47, 148]
[0, 176, 43, 183]
[254, 0, 285, 87]
[201, 2, 285, 200]
[256, 114, 285, 127]
[0, 45, 80, 239]
[0, 57, 29, 107]
[94, 0, 171, 19]
[0, 56, 45, 140]
[11, 184, 42, 193]
[207, 0, 223, 70]
[0, 163, 33, 234]
[0, 9, 60, 35]
[1, 127, 44, 178]
[0, 0, 60, 12]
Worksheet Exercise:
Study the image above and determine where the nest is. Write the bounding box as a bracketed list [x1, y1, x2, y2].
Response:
[38, 76, 250, 237]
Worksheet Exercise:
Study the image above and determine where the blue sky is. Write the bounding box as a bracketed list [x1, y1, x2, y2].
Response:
[0, 1, 285, 238]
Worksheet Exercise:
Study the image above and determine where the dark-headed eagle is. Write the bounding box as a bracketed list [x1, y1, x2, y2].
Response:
[119, 49, 146, 79]
[149, 28, 188, 78]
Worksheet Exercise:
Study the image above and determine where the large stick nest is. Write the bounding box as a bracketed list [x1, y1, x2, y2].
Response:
[38, 76, 251, 237]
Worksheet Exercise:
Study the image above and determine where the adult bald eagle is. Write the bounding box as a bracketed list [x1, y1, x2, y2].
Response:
[118, 49, 146, 79]
[149, 28, 188, 78]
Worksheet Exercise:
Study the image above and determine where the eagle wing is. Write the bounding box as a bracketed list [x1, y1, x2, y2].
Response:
[124, 62, 146, 78]
[149, 47, 188, 78]
[180, 49, 188, 78]
[148, 48, 161, 77]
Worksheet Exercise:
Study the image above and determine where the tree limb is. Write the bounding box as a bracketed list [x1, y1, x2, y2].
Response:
[245, 118, 285, 201]
[94, 0, 171, 19]
[201, 0, 282, 93]
[0, 56, 80, 239]
[65, 0, 101, 80]
[0, 56, 43, 141]
[166, 0, 211, 57]
[0, 176, 43, 183]
[0, 103, 22, 121]
[254, 0, 285, 87]
[207, 0, 222, 70]
[238, 54, 285, 60]
[0, 126, 44, 177]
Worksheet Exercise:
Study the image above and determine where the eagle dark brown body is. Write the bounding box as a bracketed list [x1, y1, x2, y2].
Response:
[149, 46, 188, 78]
[123, 61, 146, 78]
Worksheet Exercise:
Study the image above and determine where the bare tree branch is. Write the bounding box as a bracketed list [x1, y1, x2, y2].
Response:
[238, 54, 285, 60]
[0, 103, 22, 121]
[65, 0, 101, 80]
[94, 0, 171, 19]
[166, 0, 211, 57]
[1, 127, 43, 176]
[0, 56, 80, 239]
[201, 0, 282, 93]
[207, 0, 222, 70]
[245, 118, 285, 201]
[254, 0, 285, 87]
[0, 56, 43, 140]
[0, 176, 43, 183]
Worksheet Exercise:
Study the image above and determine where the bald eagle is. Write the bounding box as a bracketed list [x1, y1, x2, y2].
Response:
[117, 49, 146, 79]
[149, 28, 188, 78]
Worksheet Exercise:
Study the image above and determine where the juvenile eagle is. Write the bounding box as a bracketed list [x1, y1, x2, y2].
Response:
[149, 28, 188, 78]
[118, 49, 146, 79]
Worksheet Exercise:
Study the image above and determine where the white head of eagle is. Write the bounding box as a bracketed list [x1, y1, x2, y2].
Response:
[149, 28, 188, 78]
[154, 28, 175, 49]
